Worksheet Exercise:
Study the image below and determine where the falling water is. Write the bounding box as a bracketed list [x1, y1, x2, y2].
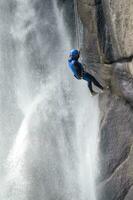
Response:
[0, 0, 99, 200]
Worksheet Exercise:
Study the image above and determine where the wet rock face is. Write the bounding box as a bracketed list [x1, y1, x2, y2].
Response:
[77, 0, 101, 63]
[95, 0, 133, 74]
[99, 93, 133, 200]
[77, 0, 133, 199]
[101, 0, 133, 59]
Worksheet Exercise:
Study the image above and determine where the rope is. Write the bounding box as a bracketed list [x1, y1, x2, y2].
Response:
[74, 0, 80, 49]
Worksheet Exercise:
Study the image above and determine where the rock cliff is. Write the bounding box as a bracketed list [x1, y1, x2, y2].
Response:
[77, 0, 133, 199]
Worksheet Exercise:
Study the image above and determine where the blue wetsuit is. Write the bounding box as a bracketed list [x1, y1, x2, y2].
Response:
[68, 57, 103, 93]
[68, 58, 83, 79]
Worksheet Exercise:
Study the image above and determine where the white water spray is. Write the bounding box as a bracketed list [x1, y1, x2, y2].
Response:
[1, 1, 100, 200]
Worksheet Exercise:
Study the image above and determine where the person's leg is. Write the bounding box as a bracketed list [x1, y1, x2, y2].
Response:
[88, 79, 94, 93]
[83, 72, 95, 93]
[89, 74, 104, 90]
[83, 72, 103, 92]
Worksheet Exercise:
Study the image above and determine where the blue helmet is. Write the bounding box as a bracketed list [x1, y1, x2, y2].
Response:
[70, 49, 80, 59]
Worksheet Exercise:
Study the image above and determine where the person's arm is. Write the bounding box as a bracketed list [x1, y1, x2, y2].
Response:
[82, 63, 88, 71]
[74, 61, 83, 79]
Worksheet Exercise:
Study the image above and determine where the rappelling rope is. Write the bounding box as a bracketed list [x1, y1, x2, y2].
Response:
[74, 0, 80, 50]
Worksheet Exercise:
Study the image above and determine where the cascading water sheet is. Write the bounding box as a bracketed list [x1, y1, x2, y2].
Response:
[0, 1, 99, 200]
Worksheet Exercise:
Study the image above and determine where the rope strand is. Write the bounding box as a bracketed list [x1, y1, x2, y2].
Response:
[74, 0, 80, 49]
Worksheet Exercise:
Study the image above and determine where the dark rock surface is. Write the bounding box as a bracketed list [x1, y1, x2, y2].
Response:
[77, 0, 133, 199]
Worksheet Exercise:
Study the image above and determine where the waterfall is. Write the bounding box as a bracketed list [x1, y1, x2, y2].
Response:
[0, 1, 99, 200]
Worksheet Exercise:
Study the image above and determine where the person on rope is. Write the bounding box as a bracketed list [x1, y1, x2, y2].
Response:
[68, 49, 104, 95]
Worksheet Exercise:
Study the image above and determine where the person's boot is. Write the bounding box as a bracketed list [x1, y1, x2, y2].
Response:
[91, 91, 98, 96]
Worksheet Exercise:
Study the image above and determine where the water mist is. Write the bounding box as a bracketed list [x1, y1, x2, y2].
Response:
[0, 1, 100, 200]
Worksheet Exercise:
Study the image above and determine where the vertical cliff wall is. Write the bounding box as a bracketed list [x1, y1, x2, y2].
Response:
[77, 0, 133, 200]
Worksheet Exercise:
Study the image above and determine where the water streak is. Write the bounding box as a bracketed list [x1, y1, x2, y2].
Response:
[1, 1, 100, 200]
